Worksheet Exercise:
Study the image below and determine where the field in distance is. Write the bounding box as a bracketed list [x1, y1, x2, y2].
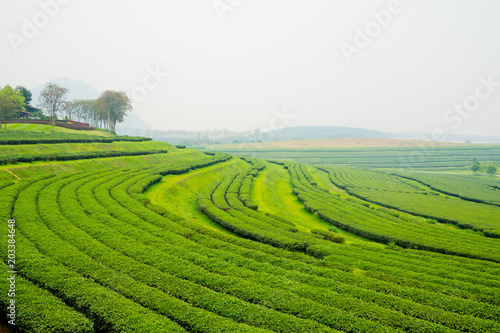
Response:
[209, 138, 500, 171]
[210, 137, 463, 149]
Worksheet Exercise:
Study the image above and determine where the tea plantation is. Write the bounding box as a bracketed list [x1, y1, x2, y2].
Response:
[1, 131, 499, 332]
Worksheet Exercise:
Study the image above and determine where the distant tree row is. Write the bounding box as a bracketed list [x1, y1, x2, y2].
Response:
[117, 127, 259, 145]
[64, 100, 104, 128]
[64, 92, 131, 132]
[470, 158, 497, 175]
[39, 84, 132, 133]
[0, 83, 131, 133]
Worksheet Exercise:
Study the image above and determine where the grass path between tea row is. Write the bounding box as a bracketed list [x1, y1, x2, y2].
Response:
[145, 158, 247, 236]
[251, 162, 384, 247]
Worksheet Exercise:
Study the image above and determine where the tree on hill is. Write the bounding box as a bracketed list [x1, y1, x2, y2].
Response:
[96, 91, 132, 133]
[38, 83, 69, 133]
[65, 99, 107, 128]
[486, 162, 497, 176]
[0, 95, 17, 130]
[15, 85, 32, 106]
[470, 158, 481, 174]
[0, 85, 26, 129]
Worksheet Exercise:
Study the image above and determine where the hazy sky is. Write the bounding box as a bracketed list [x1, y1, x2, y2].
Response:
[1, 0, 499, 136]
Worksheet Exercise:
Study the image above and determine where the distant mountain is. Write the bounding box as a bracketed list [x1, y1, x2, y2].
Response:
[31, 78, 101, 107]
[264, 126, 388, 141]
[116, 113, 152, 131]
[263, 126, 500, 144]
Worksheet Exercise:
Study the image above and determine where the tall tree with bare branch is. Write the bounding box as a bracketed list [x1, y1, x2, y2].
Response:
[38, 83, 68, 133]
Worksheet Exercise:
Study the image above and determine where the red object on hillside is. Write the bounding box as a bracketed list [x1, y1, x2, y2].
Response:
[67, 120, 92, 126]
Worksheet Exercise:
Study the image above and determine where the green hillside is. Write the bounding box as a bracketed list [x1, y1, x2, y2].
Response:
[5, 123, 114, 136]
[0, 141, 175, 166]
[1, 129, 499, 332]
[322, 166, 500, 238]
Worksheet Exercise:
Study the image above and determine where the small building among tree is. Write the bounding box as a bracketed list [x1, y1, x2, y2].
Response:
[16, 105, 42, 119]
[17, 110, 30, 119]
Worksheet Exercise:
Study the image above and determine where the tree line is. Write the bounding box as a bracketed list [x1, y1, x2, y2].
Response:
[0, 83, 131, 133]
[470, 158, 498, 175]
[117, 127, 259, 145]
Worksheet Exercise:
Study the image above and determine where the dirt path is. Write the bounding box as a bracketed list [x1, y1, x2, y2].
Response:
[3, 169, 21, 180]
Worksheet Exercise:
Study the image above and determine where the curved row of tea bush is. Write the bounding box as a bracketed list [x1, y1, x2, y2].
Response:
[284, 163, 500, 262]
[0, 149, 170, 165]
[0, 130, 151, 145]
[2, 153, 500, 331]
[193, 160, 500, 322]
[0, 154, 242, 332]
[391, 171, 500, 206]
[46, 171, 285, 333]
[93, 172, 483, 333]
[198, 158, 332, 252]
[10, 176, 187, 332]
[96, 160, 500, 331]
[322, 167, 500, 237]
[38, 169, 355, 332]
[217, 145, 500, 170]
[0, 179, 95, 333]
[69, 172, 404, 333]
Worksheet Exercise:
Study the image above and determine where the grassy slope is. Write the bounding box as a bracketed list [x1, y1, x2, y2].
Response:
[145, 156, 382, 245]
[5, 123, 113, 136]
[309, 166, 345, 194]
[0, 140, 177, 182]
[145, 158, 247, 235]
[0, 149, 204, 182]
[0, 140, 174, 157]
[251, 162, 383, 246]
[324, 166, 500, 236]
[3, 134, 500, 332]
[251, 162, 330, 233]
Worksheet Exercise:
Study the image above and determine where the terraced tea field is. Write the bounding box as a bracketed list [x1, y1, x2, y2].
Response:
[1, 131, 500, 332]
[322, 166, 500, 238]
[390, 171, 500, 206]
[211, 141, 500, 170]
